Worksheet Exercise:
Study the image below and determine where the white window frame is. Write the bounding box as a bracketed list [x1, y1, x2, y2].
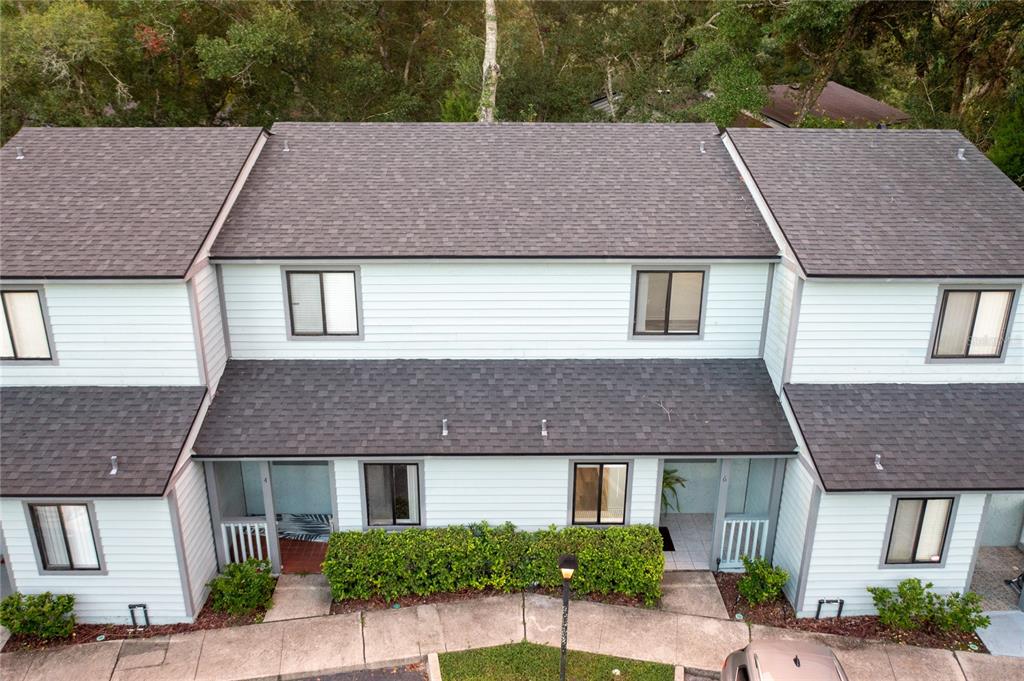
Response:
[280, 266, 364, 340]
[0, 286, 56, 363]
[23, 501, 106, 574]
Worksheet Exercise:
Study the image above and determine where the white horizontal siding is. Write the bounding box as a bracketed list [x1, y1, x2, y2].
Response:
[173, 461, 217, 613]
[424, 458, 569, 529]
[773, 459, 815, 604]
[629, 458, 659, 525]
[193, 265, 228, 389]
[222, 261, 769, 359]
[763, 265, 798, 391]
[790, 280, 1024, 383]
[0, 497, 189, 624]
[334, 459, 363, 530]
[798, 492, 985, 617]
[0, 283, 201, 386]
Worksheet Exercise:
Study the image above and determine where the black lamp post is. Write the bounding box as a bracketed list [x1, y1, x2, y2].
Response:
[558, 553, 578, 681]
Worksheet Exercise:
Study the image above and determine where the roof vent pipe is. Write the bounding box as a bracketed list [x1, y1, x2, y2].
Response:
[441, 418, 448, 438]
[15, 146, 24, 160]
[699, 141, 706, 154]
[956, 147, 966, 161]
[110, 455, 118, 476]
[283, 138, 290, 152]
[541, 419, 548, 438]
[874, 454, 884, 471]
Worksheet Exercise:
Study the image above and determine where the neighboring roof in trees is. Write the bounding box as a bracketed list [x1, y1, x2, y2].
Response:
[762, 81, 910, 127]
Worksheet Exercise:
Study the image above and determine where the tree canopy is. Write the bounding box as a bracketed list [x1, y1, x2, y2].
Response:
[1, 0, 1021, 183]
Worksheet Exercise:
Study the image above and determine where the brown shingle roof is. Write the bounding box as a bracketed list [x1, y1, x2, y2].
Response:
[727, 128, 1024, 277]
[194, 359, 796, 457]
[211, 122, 779, 260]
[785, 383, 1024, 492]
[0, 127, 263, 278]
[763, 81, 910, 127]
[0, 386, 206, 497]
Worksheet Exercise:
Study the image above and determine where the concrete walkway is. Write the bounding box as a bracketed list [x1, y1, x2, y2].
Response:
[264, 574, 333, 622]
[1, 593, 1021, 681]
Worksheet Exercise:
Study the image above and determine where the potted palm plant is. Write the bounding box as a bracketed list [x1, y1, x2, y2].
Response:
[661, 468, 686, 512]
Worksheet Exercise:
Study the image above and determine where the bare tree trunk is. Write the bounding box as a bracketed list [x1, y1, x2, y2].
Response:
[604, 60, 617, 121]
[478, 0, 499, 123]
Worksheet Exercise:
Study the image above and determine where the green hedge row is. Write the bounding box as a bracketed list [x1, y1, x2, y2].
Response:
[322, 523, 664, 605]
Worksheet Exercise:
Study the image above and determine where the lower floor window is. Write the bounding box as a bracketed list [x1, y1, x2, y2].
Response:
[885, 497, 953, 565]
[572, 463, 628, 525]
[365, 463, 420, 526]
[29, 504, 100, 570]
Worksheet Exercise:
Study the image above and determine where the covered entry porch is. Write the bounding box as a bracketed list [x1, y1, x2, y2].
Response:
[203, 460, 336, 574]
[660, 456, 788, 572]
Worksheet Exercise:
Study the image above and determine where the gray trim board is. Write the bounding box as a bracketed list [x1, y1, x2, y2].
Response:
[794, 483, 822, 614]
[328, 461, 340, 532]
[167, 489, 196, 619]
[781, 275, 804, 385]
[758, 263, 776, 357]
[764, 458, 786, 563]
[215, 264, 233, 360]
[0, 528, 17, 597]
[964, 494, 992, 594]
[259, 462, 281, 574]
[187, 277, 210, 386]
[204, 461, 227, 570]
[710, 459, 731, 571]
[653, 458, 666, 522]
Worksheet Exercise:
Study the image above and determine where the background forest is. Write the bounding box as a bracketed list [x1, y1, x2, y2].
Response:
[1, 0, 1021, 183]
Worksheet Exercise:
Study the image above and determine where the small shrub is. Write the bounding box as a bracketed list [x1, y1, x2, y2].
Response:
[736, 556, 789, 605]
[0, 592, 76, 639]
[867, 578, 990, 634]
[208, 559, 276, 616]
[321, 523, 664, 606]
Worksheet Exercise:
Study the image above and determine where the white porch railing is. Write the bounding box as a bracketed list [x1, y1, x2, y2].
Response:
[720, 516, 769, 570]
[221, 520, 269, 564]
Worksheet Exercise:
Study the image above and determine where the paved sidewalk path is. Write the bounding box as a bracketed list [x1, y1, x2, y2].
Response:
[264, 574, 333, 622]
[1, 593, 1021, 681]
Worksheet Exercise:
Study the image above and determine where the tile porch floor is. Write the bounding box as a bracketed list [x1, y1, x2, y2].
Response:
[279, 537, 328, 574]
[970, 545, 1024, 612]
[662, 512, 714, 571]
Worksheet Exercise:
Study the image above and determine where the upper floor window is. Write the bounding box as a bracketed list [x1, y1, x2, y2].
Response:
[885, 497, 953, 565]
[932, 289, 1014, 359]
[29, 503, 101, 571]
[285, 271, 359, 337]
[633, 271, 705, 336]
[1, 289, 52, 360]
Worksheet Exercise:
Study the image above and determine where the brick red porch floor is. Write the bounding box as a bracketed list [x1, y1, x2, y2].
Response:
[279, 538, 328, 574]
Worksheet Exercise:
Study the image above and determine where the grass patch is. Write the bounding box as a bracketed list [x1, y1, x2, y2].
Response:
[438, 642, 675, 681]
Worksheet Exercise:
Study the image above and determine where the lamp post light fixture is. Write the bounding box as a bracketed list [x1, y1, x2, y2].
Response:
[558, 553, 578, 681]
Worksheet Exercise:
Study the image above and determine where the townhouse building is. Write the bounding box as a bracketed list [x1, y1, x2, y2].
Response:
[0, 122, 1020, 625]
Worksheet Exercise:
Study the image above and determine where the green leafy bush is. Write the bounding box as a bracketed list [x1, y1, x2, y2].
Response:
[0, 592, 76, 639]
[322, 523, 664, 606]
[208, 559, 276, 616]
[867, 578, 990, 634]
[736, 556, 789, 605]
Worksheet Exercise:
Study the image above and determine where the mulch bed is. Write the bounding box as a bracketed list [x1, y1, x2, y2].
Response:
[714, 572, 988, 653]
[330, 586, 645, 615]
[1, 596, 265, 653]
